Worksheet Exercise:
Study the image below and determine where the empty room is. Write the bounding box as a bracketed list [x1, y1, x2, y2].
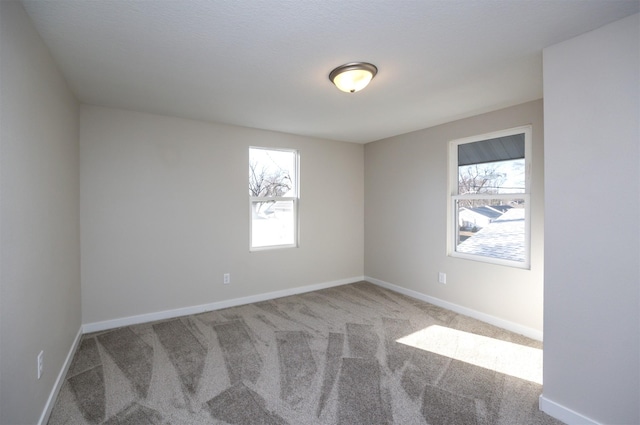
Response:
[1, 1, 638, 424]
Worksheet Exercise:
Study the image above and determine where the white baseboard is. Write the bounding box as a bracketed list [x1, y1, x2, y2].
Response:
[365, 276, 543, 341]
[83, 276, 364, 334]
[539, 394, 601, 425]
[38, 326, 83, 425]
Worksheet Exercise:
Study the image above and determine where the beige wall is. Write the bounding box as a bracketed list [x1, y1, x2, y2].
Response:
[364, 99, 544, 334]
[0, 2, 81, 424]
[80, 105, 364, 324]
[542, 14, 639, 424]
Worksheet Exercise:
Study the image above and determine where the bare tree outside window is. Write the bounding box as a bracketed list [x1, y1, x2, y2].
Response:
[457, 163, 507, 208]
[249, 159, 292, 216]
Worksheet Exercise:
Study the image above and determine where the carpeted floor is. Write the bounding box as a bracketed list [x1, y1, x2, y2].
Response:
[48, 281, 564, 425]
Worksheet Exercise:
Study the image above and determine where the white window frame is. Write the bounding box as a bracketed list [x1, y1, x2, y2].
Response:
[249, 147, 299, 251]
[448, 125, 532, 269]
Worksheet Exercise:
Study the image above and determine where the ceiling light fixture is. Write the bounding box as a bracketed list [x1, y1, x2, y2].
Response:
[329, 62, 378, 93]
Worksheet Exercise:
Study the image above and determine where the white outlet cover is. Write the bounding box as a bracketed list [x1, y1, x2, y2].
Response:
[37, 351, 43, 379]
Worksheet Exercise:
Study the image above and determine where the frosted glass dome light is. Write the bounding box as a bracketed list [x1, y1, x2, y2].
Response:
[329, 62, 378, 93]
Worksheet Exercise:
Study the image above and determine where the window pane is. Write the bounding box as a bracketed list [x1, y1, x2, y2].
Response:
[456, 199, 526, 263]
[251, 200, 295, 248]
[458, 158, 525, 195]
[457, 133, 525, 166]
[249, 148, 296, 197]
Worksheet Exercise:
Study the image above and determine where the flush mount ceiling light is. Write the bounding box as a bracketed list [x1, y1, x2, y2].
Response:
[329, 62, 378, 93]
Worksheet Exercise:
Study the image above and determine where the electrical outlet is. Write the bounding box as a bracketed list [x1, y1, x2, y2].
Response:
[438, 272, 447, 284]
[37, 351, 43, 380]
[223, 273, 230, 284]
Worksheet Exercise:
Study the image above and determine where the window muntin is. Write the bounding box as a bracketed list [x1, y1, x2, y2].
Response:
[249, 147, 298, 250]
[449, 126, 531, 268]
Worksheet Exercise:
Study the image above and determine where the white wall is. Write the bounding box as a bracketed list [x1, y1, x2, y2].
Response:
[541, 14, 639, 425]
[0, 2, 81, 424]
[364, 100, 545, 335]
[80, 105, 364, 324]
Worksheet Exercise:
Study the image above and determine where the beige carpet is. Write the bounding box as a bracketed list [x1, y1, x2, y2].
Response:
[48, 281, 563, 425]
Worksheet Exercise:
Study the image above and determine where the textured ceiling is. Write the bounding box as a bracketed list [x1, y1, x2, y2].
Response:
[22, 0, 639, 143]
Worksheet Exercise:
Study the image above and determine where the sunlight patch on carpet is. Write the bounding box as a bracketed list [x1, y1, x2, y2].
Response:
[396, 325, 542, 384]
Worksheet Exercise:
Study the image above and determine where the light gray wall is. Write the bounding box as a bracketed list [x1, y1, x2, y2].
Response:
[0, 2, 81, 424]
[542, 14, 639, 425]
[364, 100, 544, 333]
[80, 105, 364, 324]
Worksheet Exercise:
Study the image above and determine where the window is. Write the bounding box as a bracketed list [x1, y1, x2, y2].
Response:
[448, 126, 531, 268]
[249, 147, 298, 250]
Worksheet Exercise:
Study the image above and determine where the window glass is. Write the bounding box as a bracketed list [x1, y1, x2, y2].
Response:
[455, 198, 527, 263]
[249, 147, 298, 250]
[450, 127, 531, 268]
